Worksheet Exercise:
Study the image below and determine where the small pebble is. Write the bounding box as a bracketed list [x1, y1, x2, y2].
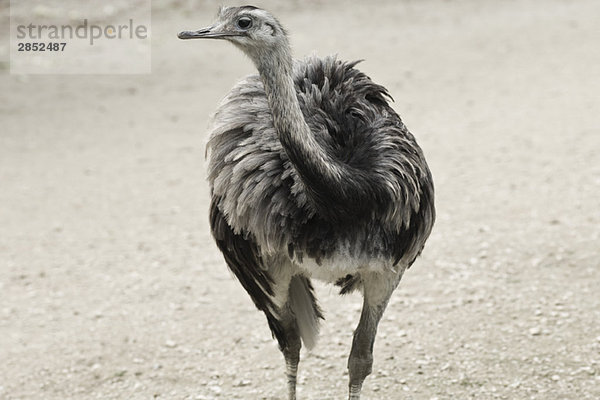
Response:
[529, 327, 542, 336]
[208, 385, 222, 394]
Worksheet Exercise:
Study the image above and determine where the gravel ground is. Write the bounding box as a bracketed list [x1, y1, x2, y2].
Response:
[1, 0, 599, 399]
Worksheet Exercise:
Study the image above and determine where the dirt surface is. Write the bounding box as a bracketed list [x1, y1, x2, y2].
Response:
[1, 0, 599, 399]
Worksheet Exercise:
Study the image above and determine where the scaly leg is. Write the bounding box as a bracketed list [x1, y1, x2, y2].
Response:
[282, 324, 301, 400]
[347, 270, 402, 400]
[268, 265, 304, 400]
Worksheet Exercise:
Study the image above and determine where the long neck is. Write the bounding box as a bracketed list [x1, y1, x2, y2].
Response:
[256, 48, 350, 214]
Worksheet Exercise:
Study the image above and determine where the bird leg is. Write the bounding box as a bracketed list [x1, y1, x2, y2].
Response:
[267, 264, 303, 400]
[347, 270, 401, 400]
[282, 327, 301, 400]
[273, 298, 302, 400]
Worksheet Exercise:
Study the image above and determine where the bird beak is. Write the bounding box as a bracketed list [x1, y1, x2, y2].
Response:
[178, 25, 241, 40]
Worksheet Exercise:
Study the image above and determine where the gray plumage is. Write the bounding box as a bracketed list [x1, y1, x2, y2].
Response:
[179, 6, 435, 400]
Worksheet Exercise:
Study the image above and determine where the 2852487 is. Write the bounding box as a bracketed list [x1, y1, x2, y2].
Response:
[17, 42, 67, 52]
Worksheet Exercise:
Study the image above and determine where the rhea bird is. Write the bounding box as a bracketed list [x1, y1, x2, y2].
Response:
[179, 5, 435, 400]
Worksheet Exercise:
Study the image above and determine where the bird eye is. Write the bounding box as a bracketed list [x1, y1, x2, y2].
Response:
[236, 17, 252, 30]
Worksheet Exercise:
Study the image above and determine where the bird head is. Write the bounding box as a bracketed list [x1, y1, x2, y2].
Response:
[178, 6, 290, 68]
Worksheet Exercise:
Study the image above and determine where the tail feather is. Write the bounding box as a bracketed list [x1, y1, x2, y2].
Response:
[288, 275, 323, 350]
